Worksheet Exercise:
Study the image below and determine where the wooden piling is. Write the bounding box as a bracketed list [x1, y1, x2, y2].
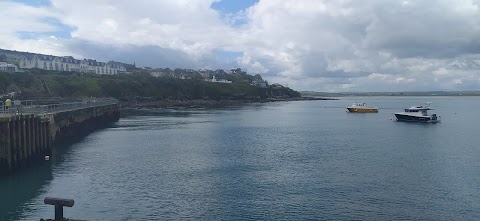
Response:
[45, 121, 50, 150]
[45, 121, 48, 151]
[7, 120, 12, 171]
[11, 117, 17, 170]
[26, 115, 31, 160]
[37, 119, 42, 155]
[22, 115, 27, 163]
[40, 121, 45, 154]
[37, 118, 42, 156]
[33, 117, 38, 158]
[16, 116, 22, 166]
[0, 119, 10, 171]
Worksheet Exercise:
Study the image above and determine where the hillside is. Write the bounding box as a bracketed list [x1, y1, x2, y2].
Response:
[0, 69, 300, 103]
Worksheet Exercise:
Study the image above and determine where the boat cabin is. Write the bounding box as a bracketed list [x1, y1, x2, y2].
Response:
[352, 102, 366, 107]
[404, 106, 432, 116]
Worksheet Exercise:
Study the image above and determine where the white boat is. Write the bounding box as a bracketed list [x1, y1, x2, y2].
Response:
[394, 103, 440, 123]
[347, 102, 378, 113]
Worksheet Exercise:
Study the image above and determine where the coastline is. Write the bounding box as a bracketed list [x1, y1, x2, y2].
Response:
[119, 96, 337, 110]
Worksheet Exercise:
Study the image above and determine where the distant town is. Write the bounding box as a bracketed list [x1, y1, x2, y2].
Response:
[0, 48, 285, 102]
[0, 48, 126, 75]
[0, 48, 269, 87]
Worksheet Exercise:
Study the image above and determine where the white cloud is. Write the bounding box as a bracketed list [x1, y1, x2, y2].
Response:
[1, 0, 480, 92]
[236, 54, 268, 73]
[238, 0, 480, 91]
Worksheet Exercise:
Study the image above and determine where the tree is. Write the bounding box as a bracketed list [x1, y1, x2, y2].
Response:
[231, 68, 243, 74]
[0, 54, 7, 62]
[0, 72, 13, 93]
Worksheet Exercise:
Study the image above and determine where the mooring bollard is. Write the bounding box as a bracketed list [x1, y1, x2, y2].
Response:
[43, 197, 75, 221]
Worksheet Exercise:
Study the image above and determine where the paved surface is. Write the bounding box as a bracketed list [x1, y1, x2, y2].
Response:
[1, 99, 118, 118]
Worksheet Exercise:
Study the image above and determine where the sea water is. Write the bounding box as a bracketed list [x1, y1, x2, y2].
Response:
[1, 96, 480, 220]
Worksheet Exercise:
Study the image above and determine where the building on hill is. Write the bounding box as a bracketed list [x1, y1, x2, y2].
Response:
[107, 61, 130, 72]
[18, 55, 124, 75]
[205, 75, 232, 84]
[0, 62, 18, 73]
[1, 48, 126, 75]
[0, 48, 33, 61]
[251, 79, 268, 88]
[199, 69, 211, 78]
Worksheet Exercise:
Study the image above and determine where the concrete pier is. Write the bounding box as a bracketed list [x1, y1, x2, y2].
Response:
[0, 101, 119, 174]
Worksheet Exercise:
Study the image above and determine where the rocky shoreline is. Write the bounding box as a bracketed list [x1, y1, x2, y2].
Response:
[119, 96, 337, 110]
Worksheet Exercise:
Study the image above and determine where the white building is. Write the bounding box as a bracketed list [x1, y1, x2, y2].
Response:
[205, 75, 232, 83]
[18, 54, 125, 75]
[0, 62, 18, 73]
[251, 79, 268, 88]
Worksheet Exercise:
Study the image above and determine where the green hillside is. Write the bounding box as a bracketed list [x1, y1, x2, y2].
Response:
[0, 69, 300, 100]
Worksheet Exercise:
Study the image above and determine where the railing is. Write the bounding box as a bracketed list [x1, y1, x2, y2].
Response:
[0, 98, 118, 117]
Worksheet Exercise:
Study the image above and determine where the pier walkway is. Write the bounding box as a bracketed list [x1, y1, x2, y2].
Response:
[1, 98, 118, 117]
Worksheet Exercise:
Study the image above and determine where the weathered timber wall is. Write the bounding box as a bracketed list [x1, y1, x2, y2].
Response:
[0, 103, 119, 174]
[0, 115, 50, 174]
[48, 104, 120, 145]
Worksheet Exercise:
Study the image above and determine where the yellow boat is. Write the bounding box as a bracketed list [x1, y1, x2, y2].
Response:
[347, 102, 378, 113]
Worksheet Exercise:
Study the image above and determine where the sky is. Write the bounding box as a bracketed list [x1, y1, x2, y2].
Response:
[1, 0, 480, 92]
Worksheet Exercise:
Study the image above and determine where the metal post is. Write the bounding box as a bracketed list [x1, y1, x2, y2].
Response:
[44, 197, 75, 221]
[55, 204, 63, 221]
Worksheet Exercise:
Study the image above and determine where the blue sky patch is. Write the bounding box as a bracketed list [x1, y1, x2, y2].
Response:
[9, 0, 51, 7]
[211, 0, 259, 27]
[17, 17, 75, 39]
[211, 0, 258, 14]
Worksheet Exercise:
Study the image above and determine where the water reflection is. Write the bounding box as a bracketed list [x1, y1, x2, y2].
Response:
[0, 162, 52, 221]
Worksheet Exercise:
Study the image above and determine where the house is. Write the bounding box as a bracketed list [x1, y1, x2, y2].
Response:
[19, 54, 82, 72]
[0, 48, 126, 75]
[252, 79, 268, 88]
[0, 62, 18, 73]
[205, 75, 232, 84]
[107, 61, 128, 73]
[18, 54, 123, 75]
[0, 48, 33, 61]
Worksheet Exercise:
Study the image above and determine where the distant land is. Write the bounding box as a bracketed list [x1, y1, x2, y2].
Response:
[301, 91, 480, 97]
[0, 68, 317, 109]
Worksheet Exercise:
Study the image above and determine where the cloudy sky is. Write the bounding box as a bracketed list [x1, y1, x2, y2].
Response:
[1, 0, 480, 92]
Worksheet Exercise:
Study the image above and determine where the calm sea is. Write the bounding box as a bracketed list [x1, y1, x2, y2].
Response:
[1, 97, 480, 220]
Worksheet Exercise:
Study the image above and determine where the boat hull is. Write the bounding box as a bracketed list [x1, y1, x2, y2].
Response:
[347, 107, 378, 113]
[394, 114, 440, 123]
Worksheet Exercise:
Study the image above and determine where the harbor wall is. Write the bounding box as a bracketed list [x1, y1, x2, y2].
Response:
[48, 104, 120, 145]
[0, 103, 119, 174]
